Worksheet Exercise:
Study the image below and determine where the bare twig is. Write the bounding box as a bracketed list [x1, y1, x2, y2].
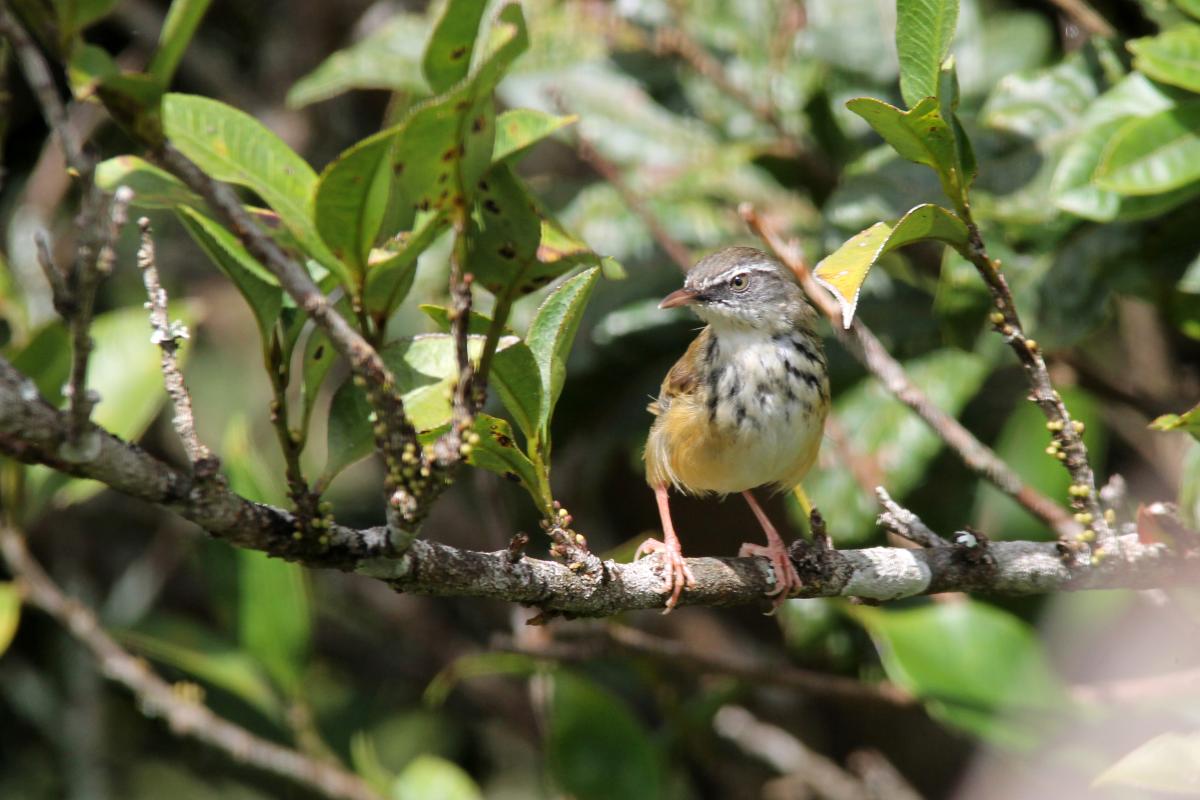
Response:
[847, 750, 924, 800]
[0, 527, 384, 800]
[137, 217, 217, 474]
[3, 357, 1197, 615]
[34, 230, 71, 313]
[714, 705, 870, 800]
[574, 135, 694, 273]
[1045, 0, 1115, 38]
[740, 204, 1079, 540]
[875, 487, 947, 548]
[959, 211, 1111, 553]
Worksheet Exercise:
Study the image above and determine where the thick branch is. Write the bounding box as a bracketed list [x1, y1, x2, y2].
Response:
[741, 204, 1080, 540]
[0, 528, 383, 800]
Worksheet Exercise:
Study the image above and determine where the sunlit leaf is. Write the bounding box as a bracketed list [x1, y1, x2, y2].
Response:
[393, 754, 482, 800]
[492, 109, 577, 163]
[95, 155, 202, 209]
[851, 601, 1068, 746]
[1094, 731, 1200, 792]
[420, 414, 546, 508]
[0, 583, 21, 658]
[813, 203, 968, 327]
[1129, 25, 1200, 94]
[1095, 104, 1200, 196]
[314, 129, 396, 279]
[147, 0, 212, 89]
[896, 0, 959, 107]
[1150, 402, 1200, 441]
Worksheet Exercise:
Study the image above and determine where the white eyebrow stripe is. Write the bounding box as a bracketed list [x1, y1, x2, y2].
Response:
[691, 263, 779, 290]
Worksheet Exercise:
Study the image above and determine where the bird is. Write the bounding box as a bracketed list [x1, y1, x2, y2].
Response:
[639, 246, 830, 612]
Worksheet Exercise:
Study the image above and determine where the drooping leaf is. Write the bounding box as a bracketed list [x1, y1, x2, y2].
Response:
[492, 109, 577, 163]
[313, 129, 395, 279]
[802, 349, 988, 544]
[525, 268, 601, 440]
[1128, 26, 1200, 94]
[813, 203, 968, 327]
[896, 0, 960, 107]
[1095, 104, 1200, 196]
[162, 93, 349, 285]
[422, 0, 488, 93]
[1094, 731, 1200, 792]
[147, 0, 212, 89]
[285, 14, 430, 108]
[0, 583, 20, 658]
[851, 601, 1067, 746]
[547, 672, 664, 800]
[176, 206, 281, 342]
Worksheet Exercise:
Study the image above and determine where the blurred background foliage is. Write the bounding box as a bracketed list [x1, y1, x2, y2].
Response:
[2, 0, 1200, 797]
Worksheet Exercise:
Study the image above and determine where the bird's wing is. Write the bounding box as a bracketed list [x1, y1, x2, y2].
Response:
[648, 327, 709, 416]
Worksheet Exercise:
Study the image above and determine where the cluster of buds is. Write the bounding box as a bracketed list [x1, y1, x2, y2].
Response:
[292, 498, 336, 550]
[542, 501, 590, 571]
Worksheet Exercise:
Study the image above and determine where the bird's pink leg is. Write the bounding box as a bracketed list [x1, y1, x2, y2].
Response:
[635, 484, 697, 612]
[738, 490, 803, 610]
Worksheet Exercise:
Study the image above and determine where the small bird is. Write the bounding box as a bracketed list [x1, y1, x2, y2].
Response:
[640, 247, 830, 611]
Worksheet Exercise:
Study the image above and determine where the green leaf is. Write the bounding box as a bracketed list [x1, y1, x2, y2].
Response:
[300, 329, 337, 434]
[1181, 0, 1200, 20]
[846, 96, 973, 210]
[896, 0, 960, 107]
[419, 304, 502, 335]
[11, 323, 71, 405]
[974, 387, 1105, 539]
[424, 651, 540, 706]
[813, 203, 968, 327]
[420, 414, 546, 508]
[1129, 25, 1200, 94]
[162, 93, 349, 286]
[364, 211, 449, 319]
[118, 616, 283, 722]
[1094, 731, 1200, 792]
[236, 550, 310, 696]
[1150, 402, 1200, 441]
[323, 334, 511, 480]
[851, 601, 1067, 746]
[1095, 104, 1200, 196]
[490, 342, 543, 446]
[96, 155, 203, 209]
[314, 129, 396, 279]
[55, 0, 121, 36]
[0, 582, 21, 658]
[285, 14, 430, 108]
[393, 755, 482, 800]
[390, 4, 528, 218]
[493, 109, 577, 163]
[802, 350, 988, 545]
[422, 0, 488, 94]
[547, 672, 664, 800]
[176, 206, 281, 342]
[1053, 118, 1200, 222]
[147, 0, 212, 89]
[525, 267, 601, 440]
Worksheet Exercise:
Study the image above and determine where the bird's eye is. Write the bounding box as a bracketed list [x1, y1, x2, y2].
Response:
[729, 273, 750, 292]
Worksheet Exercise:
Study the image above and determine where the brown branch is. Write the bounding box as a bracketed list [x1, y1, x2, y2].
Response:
[1045, 0, 1115, 38]
[574, 135, 694, 273]
[959, 212, 1111, 553]
[0, 527, 384, 800]
[137, 216, 217, 473]
[740, 204, 1080, 540]
[3, 355, 1196, 616]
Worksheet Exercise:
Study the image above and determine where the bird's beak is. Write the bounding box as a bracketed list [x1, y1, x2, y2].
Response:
[659, 287, 701, 309]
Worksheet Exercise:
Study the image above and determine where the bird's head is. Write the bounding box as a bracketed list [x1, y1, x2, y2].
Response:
[660, 247, 814, 333]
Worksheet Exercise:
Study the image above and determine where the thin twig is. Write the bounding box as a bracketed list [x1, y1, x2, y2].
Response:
[959, 211, 1110, 553]
[34, 230, 71, 314]
[875, 487, 947, 548]
[1045, 0, 1115, 38]
[0, 527, 384, 800]
[137, 216, 217, 475]
[740, 204, 1079, 540]
[574, 135, 694, 273]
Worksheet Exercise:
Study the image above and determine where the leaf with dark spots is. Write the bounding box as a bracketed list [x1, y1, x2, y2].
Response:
[422, 0, 487, 93]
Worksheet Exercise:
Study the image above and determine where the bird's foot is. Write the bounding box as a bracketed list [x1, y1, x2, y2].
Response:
[635, 537, 697, 613]
[738, 540, 802, 613]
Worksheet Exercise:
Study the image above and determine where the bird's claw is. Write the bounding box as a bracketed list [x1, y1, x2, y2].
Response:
[738, 541, 803, 613]
[634, 537, 697, 613]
